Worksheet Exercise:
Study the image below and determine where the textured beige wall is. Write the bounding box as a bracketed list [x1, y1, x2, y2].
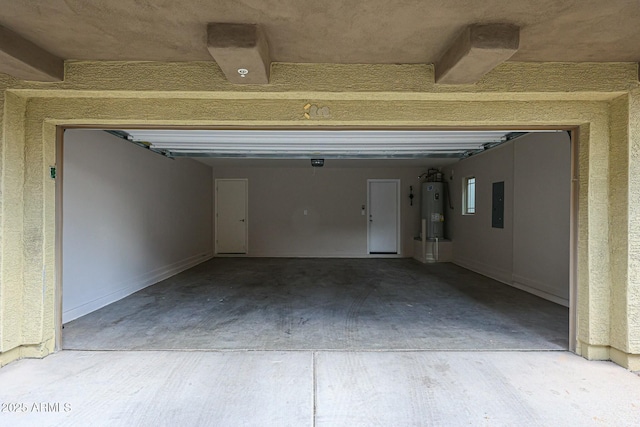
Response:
[1, 91, 27, 353]
[609, 95, 629, 355]
[5, 61, 637, 97]
[627, 90, 640, 360]
[607, 90, 640, 370]
[0, 79, 5, 352]
[0, 61, 639, 368]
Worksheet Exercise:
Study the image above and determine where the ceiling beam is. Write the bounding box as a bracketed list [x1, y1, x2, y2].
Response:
[0, 25, 64, 82]
[207, 23, 271, 84]
[435, 24, 519, 85]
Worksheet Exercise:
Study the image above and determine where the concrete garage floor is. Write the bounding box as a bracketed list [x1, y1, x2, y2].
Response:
[63, 259, 568, 351]
[1, 350, 639, 426]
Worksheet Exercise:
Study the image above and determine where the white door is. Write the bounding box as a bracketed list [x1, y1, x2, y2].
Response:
[216, 179, 248, 254]
[368, 179, 400, 254]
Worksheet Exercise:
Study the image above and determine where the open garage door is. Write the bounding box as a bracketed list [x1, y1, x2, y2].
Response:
[59, 128, 573, 352]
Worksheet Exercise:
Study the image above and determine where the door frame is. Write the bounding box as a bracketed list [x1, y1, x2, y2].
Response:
[214, 178, 249, 255]
[568, 129, 578, 352]
[367, 179, 401, 256]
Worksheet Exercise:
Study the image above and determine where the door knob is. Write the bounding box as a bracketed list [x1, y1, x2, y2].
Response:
[239, 219, 245, 222]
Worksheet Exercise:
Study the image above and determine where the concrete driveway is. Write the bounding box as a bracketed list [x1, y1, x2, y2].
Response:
[1, 350, 639, 426]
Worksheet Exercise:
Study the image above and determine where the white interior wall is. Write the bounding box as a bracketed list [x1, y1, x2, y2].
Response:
[212, 166, 424, 257]
[442, 132, 571, 306]
[444, 143, 515, 281]
[512, 132, 571, 302]
[62, 130, 214, 322]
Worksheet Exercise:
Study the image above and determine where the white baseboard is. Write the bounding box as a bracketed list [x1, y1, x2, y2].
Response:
[511, 274, 569, 307]
[453, 257, 569, 307]
[453, 256, 512, 285]
[217, 253, 406, 258]
[63, 252, 213, 323]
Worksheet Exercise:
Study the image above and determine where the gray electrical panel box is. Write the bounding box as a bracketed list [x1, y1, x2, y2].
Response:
[492, 181, 504, 228]
[421, 182, 445, 239]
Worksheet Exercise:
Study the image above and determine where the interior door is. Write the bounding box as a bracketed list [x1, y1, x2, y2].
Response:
[368, 179, 400, 254]
[216, 179, 248, 254]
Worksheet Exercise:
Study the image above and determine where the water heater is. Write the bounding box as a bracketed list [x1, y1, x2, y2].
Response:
[421, 182, 445, 239]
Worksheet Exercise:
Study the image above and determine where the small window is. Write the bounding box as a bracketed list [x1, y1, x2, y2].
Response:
[463, 176, 476, 215]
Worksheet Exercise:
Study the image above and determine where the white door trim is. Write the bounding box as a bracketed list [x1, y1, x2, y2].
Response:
[215, 178, 248, 255]
[367, 179, 401, 256]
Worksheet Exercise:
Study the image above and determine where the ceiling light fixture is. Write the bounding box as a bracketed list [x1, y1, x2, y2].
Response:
[237, 68, 249, 77]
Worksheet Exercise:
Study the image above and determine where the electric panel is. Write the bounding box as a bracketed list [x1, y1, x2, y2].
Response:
[492, 181, 504, 228]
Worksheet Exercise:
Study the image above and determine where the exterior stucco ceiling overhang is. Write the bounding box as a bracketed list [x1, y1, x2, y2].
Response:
[0, 1, 639, 70]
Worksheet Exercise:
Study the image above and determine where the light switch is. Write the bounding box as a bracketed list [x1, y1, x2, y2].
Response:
[304, 209, 308, 216]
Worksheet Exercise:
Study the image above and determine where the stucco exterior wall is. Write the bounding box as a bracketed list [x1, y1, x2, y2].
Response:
[1, 90, 28, 356]
[609, 95, 629, 356]
[0, 79, 5, 353]
[0, 62, 639, 369]
[627, 89, 640, 357]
